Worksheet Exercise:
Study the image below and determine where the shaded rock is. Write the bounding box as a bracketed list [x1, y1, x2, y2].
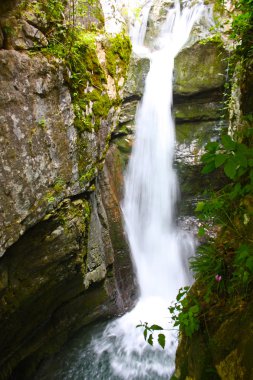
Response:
[84, 190, 114, 290]
[0, 0, 20, 16]
[240, 58, 253, 116]
[1, 17, 48, 50]
[0, 27, 3, 48]
[123, 54, 150, 99]
[119, 99, 139, 126]
[99, 144, 137, 308]
[175, 120, 227, 216]
[118, 54, 149, 129]
[0, 1, 134, 378]
[0, 198, 96, 379]
[0, 181, 135, 379]
[174, 98, 222, 122]
[0, 45, 122, 257]
[0, 50, 77, 256]
[174, 291, 253, 380]
[174, 41, 228, 96]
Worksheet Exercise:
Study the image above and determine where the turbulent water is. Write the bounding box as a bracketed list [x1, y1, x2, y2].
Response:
[37, 1, 204, 379]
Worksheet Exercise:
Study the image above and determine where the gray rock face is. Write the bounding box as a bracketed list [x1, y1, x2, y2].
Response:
[0, 50, 78, 257]
[0, 16, 48, 50]
[123, 54, 150, 99]
[174, 41, 227, 96]
[0, 0, 135, 377]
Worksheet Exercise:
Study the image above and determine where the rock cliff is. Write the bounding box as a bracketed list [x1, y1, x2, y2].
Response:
[0, 0, 136, 378]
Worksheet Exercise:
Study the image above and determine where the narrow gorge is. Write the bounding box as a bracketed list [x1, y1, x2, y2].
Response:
[0, 0, 252, 379]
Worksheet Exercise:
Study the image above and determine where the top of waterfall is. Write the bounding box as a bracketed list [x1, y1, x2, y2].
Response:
[99, 0, 153, 35]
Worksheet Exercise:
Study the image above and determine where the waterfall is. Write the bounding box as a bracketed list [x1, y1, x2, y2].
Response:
[89, 2, 204, 379]
[123, 0, 203, 301]
[36, 2, 204, 379]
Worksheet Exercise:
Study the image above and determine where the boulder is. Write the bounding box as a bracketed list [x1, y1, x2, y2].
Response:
[174, 41, 228, 96]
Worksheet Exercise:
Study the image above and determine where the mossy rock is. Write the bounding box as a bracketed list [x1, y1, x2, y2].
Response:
[174, 41, 228, 96]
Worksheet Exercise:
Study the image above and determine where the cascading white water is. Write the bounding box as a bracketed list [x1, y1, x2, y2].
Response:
[36, 2, 205, 380]
[88, 2, 205, 379]
[123, 0, 203, 301]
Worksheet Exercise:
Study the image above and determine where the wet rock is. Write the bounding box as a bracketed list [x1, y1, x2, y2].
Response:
[145, 0, 174, 47]
[123, 54, 150, 99]
[174, 97, 222, 123]
[99, 145, 137, 308]
[174, 41, 228, 96]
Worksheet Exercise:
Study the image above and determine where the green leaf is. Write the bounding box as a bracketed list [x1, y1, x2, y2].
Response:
[243, 271, 249, 283]
[144, 329, 147, 341]
[224, 159, 237, 179]
[158, 334, 166, 349]
[190, 304, 200, 314]
[237, 143, 248, 154]
[221, 135, 236, 150]
[195, 201, 205, 212]
[148, 334, 153, 346]
[215, 153, 228, 168]
[150, 324, 163, 331]
[198, 227, 205, 237]
[205, 141, 219, 153]
[202, 161, 216, 174]
[234, 152, 248, 168]
[246, 257, 253, 272]
[168, 306, 174, 313]
[176, 288, 188, 301]
[229, 183, 241, 199]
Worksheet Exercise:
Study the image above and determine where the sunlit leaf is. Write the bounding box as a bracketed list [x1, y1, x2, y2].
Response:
[195, 201, 205, 212]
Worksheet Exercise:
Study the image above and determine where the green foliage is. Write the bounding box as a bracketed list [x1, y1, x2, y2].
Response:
[136, 322, 166, 349]
[53, 177, 65, 193]
[38, 117, 47, 128]
[197, 131, 253, 233]
[230, 0, 253, 58]
[201, 133, 253, 183]
[193, 128, 253, 299]
[232, 244, 253, 290]
[190, 245, 226, 290]
[104, 33, 132, 87]
[168, 287, 200, 337]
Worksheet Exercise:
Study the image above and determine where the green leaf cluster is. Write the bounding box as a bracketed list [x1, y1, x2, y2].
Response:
[168, 287, 200, 337]
[230, 0, 253, 58]
[136, 322, 166, 349]
[201, 133, 253, 184]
